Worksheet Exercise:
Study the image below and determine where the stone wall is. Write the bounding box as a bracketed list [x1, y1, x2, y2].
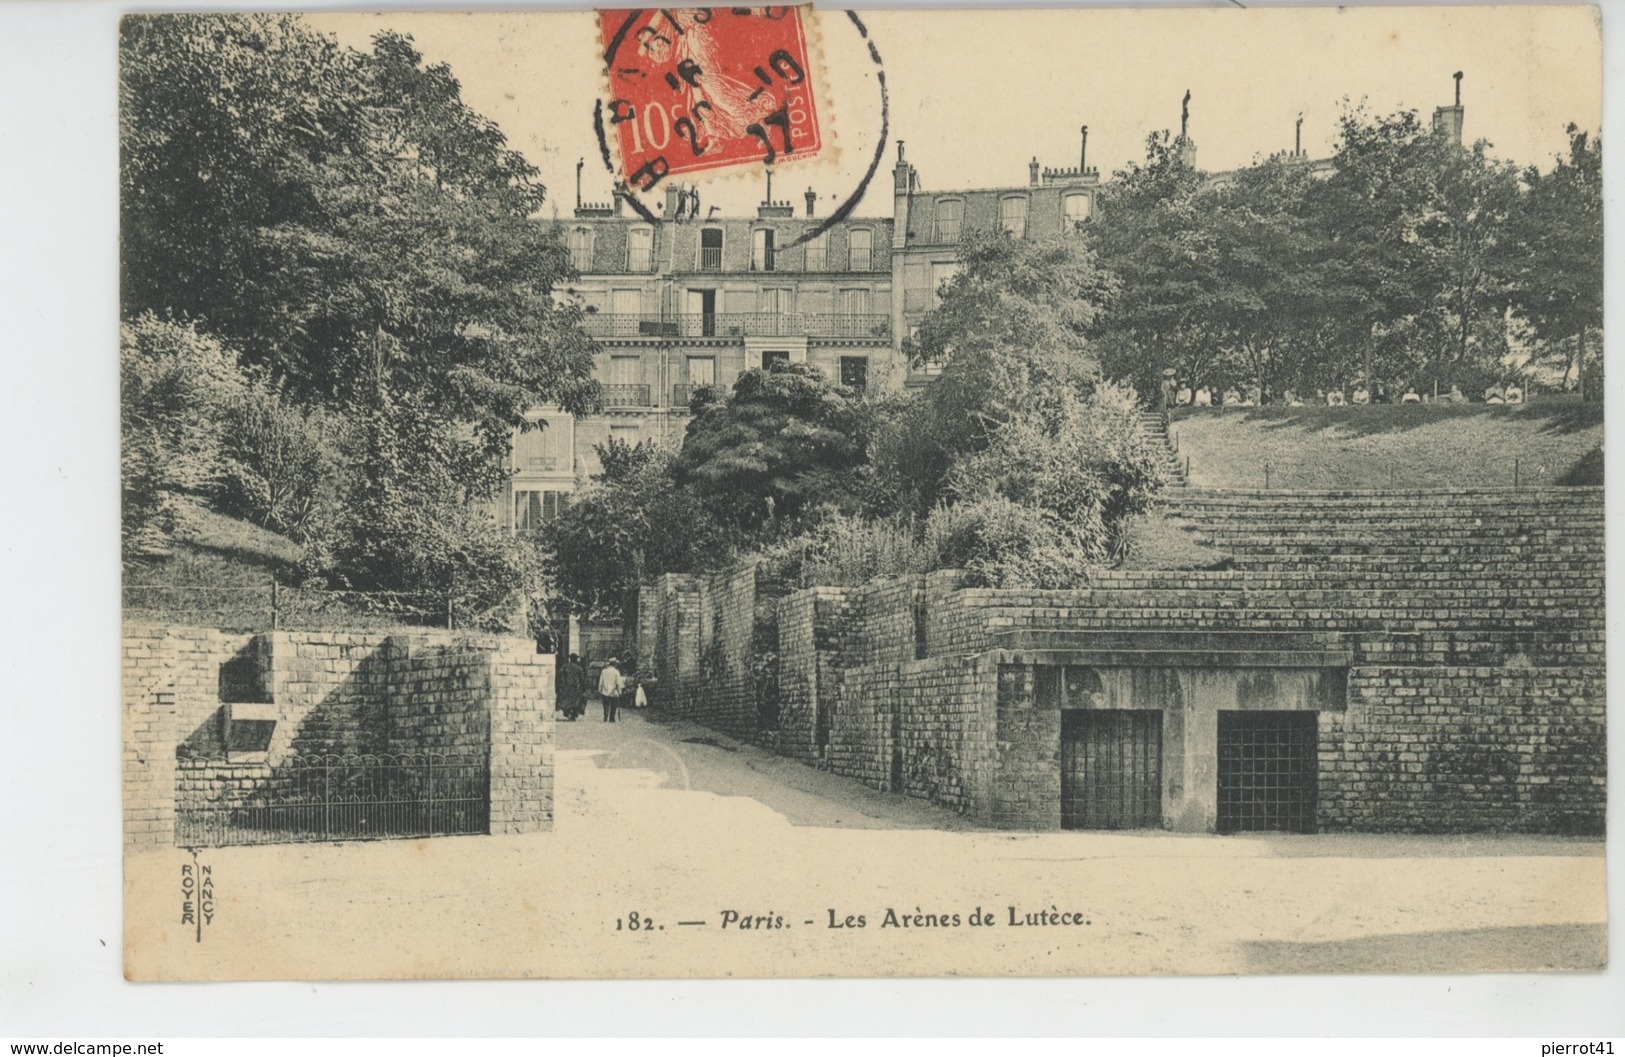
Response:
[123, 626, 554, 848]
[488, 644, 556, 834]
[123, 630, 179, 850]
[638, 562, 766, 740]
[638, 488, 1605, 835]
[1322, 666, 1606, 834]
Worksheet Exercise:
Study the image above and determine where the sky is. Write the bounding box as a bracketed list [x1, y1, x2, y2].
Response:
[308, 5, 1602, 219]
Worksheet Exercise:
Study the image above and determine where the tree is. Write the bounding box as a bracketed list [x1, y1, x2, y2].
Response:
[674, 363, 873, 537]
[1507, 125, 1604, 397]
[1305, 104, 1522, 392]
[947, 383, 1167, 564]
[1087, 131, 1220, 398]
[120, 14, 600, 494]
[121, 315, 245, 559]
[217, 380, 338, 542]
[543, 440, 726, 621]
[880, 230, 1117, 514]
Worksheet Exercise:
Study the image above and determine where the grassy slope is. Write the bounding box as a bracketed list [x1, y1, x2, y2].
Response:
[1169, 399, 1602, 490]
[123, 505, 305, 629]
[1123, 398, 1603, 570]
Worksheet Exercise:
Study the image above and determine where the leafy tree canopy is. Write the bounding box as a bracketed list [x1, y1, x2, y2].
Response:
[120, 13, 599, 496]
[674, 363, 873, 536]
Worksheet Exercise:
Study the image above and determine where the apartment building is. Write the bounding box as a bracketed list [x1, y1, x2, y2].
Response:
[509, 81, 1465, 532]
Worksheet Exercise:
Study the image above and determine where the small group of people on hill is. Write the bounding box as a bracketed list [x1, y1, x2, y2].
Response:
[1160, 372, 1526, 411]
[552, 652, 647, 722]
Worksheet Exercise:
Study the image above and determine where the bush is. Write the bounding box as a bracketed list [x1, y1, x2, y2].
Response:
[217, 381, 338, 542]
[121, 314, 245, 559]
[947, 383, 1166, 562]
[923, 497, 1094, 589]
[757, 509, 935, 588]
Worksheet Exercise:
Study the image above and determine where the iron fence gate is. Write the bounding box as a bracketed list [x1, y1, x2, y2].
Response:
[1061, 710, 1164, 830]
[1216, 712, 1319, 834]
[176, 753, 489, 847]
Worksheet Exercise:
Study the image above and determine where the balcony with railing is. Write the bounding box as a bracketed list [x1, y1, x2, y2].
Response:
[581, 312, 892, 341]
[600, 383, 652, 408]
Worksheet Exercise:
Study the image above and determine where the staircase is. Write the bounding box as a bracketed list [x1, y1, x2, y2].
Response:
[1136, 409, 1187, 486]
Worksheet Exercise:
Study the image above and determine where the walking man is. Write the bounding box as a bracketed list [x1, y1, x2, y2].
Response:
[598, 657, 625, 723]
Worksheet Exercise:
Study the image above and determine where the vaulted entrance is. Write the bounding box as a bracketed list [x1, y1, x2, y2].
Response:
[1060, 710, 1163, 830]
[1216, 711, 1319, 833]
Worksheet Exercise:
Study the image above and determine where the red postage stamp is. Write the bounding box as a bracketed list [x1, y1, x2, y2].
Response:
[597, 7, 823, 190]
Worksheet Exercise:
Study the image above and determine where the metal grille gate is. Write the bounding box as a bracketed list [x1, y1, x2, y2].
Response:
[176, 753, 489, 847]
[1216, 712, 1318, 833]
[1060, 710, 1163, 830]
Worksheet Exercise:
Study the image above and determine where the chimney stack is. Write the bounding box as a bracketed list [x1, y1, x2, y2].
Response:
[576, 158, 584, 210]
[1080, 126, 1089, 173]
[664, 182, 683, 218]
[1029, 157, 1041, 187]
[804, 187, 817, 217]
[1431, 71, 1465, 146]
[1294, 114, 1303, 157]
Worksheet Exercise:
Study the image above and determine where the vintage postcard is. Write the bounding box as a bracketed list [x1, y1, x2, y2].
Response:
[120, 5, 1605, 980]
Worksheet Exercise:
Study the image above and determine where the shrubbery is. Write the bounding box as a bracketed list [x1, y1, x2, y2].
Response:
[121, 314, 244, 559]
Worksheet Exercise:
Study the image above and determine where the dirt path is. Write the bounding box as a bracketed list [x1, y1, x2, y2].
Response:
[126, 709, 1607, 980]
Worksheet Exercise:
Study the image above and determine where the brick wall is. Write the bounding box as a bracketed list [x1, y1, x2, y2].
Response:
[635, 489, 1605, 835]
[1321, 666, 1606, 834]
[640, 562, 765, 740]
[488, 644, 556, 834]
[123, 628, 178, 849]
[387, 640, 493, 757]
[124, 627, 554, 847]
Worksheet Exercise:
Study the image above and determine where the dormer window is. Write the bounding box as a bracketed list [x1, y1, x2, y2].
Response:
[700, 227, 723, 270]
[804, 230, 828, 271]
[627, 226, 654, 271]
[568, 227, 595, 271]
[1000, 195, 1028, 238]
[752, 228, 776, 272]
[847, 228, 873, 270]
[1064, 193, 1093, 232]
[935, 199, 963, 242]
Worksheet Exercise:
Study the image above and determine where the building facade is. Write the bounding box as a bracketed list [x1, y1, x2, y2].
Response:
[509, 81, 1466, 532]
[506, 133, 1102, 532]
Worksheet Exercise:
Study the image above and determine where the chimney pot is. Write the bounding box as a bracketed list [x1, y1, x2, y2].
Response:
[1029, 156, 1041, 187]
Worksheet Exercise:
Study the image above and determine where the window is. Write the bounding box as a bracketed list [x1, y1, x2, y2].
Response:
[568, 227, 594, 271]
[840, 356, 869, 392]
[514, 489, 568, 532]
[752, 228, 776, 271]
[1064, 193, 1092, 231]
[512, 422, 560, 472]
[762, 350, 791, 371]
[609, 425, 641, 447]
[804, 230, 828, 271]
[931, 261, 960, 309]
[627, 226, 654, 271]
[1000, 195, 1028, 238]
[700, 228, 723, 270]
[609, 355, 642, 385]
[759, 287, 792, 315]
[687, 357, 716, 387]
[848, 228, 873, 270]
[611, 288, 641, 317]
[838, 288, 871, 336]
[935, 199, 963, 242]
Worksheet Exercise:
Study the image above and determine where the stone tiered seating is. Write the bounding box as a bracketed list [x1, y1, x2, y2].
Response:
[945, 487, 1604, 670]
